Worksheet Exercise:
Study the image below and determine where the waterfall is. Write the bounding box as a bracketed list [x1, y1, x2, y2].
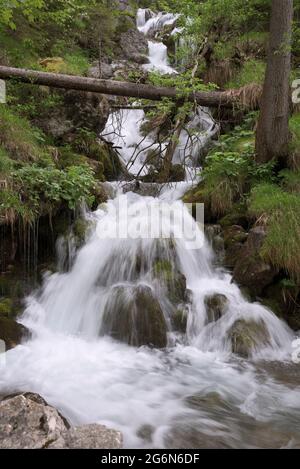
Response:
[0, 8, 299, 450]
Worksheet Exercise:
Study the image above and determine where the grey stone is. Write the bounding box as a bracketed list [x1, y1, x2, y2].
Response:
[0, 393, 122, 449]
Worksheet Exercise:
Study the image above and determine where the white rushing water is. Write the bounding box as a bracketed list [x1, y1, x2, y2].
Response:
[0, 9, 300, 449]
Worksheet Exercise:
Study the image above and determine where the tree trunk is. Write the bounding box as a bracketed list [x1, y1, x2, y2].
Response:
[0, 65, 251, 109]
[255, 0, 293, 163]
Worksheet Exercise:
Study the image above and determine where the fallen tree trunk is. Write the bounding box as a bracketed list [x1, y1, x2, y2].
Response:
[0, 65, 254, 109]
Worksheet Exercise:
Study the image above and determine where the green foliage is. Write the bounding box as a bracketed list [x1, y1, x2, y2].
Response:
[199, 123, 276, 216]
[226, 60, 266, 89]
[0, 105, 47, 162]
[249, 183, 300, 281]
[280, 169, 300, 193]
[13, 164, 96, 213]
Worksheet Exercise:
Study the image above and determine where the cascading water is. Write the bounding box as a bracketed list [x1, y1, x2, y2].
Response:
[1, 9, 300, 449]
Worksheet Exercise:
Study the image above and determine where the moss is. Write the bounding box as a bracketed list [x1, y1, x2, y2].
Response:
[57, 147, 105, 181]
[173, 308, 188, 333]
[72, 218, 89, 244]
[226, 59, 266, 89]
[229, 319, 271, 358]
[153, 260, 173, 280]
[0, 106, 48, 162]
[0, 298, 13, 318]
[219, 203, 249, 229]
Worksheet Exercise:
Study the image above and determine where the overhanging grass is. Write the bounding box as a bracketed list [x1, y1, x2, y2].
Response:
[0, 105, 47, 162]
[226, 59, 266, 89]
[249, 183, 300, 282]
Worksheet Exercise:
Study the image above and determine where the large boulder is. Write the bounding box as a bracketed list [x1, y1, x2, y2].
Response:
[228, 319, 271, 358]
[233, 227, 278, 296]
[119, 29, 149, 64]
[101, 284, 168, 348]
[0, 393, 122, 449]
[0, 318, 28, 350]
[223, 225, 248, 269]
[204, 293, 229, 324]
[35, 91, 110, 141]
[152, 259, 187, 305]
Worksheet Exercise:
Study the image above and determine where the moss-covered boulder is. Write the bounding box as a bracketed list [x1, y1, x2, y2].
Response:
[0, 318, 28, 350]
[101, 285, 168, 348]
[172, 307, 188, 333]
[0, 298, 13, 319]
[233, 227, 278, 296]
[223, 225, 248, 269]
[228, 319, 271, 358]
[183, 183, 213, 223]
[204, 293, 229, 324]
[153, 259, 187, 305]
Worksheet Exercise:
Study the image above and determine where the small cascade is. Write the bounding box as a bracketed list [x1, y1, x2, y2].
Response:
[0, 8, 299, 450]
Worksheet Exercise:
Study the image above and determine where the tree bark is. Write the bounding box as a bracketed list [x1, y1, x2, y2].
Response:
[255, 0, 293, 163]
[0, 65, 246, 109]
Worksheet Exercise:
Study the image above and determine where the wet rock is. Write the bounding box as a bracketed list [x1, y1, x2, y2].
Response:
[233, 227, 278, 296]
[153, 259, 187, 305]
[88, 62, 114, 79]
[205, 225, 225, 262]
[101, 285, 168, 348]
[120, 29, 149, 64]
[35, 91, 110, 141]
[204, 293, 229, 323]
[172, 307, 188, 333]
[223, 225, 248, 269]
[0, 393, 122, 449]
[0, 318, 29, 350]
[228, 319, 271, 358]
[169, 164, 186, 182]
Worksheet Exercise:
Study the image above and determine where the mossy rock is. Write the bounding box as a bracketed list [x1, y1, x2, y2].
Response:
[57, 147, 105, 181]
[39, 57, 65, 73]
[228, 319, 271, 358]
[183, 184, 213, 223]
[204, 293, 229, 324]
[172, 307, 188, 333]
[153, 260, 187, 305]
[0, 298, 13, 319]
[219, 203, 249, 229]
[101, 285, 168, 348]
[0, 318, 29, 350]
[223, 225, 248, 269]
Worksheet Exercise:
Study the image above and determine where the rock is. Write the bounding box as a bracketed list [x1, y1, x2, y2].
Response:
[228, 319, 271, 358]
[35, 91, 110, 141]
[0, 318, 28, 350]
[63, 91, 110, 135]
[88, 62, 114, 79]
[153, 259, 187, 305]
[49, 424, 123, 449]
[205, 225, 225, 262]
[120, 29, 149, 64]
[0, 393, 122, 449]
[223, 225, 248, 269]
[101, 284, 168, 348]
[204, 293, 229, 323]
[233, 227, 278, 296]
[172, 307, 188, 333]
[169, 164, 186, 182]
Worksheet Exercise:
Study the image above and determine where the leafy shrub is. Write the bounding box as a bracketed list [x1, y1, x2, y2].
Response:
[0, 164, 97, 225]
